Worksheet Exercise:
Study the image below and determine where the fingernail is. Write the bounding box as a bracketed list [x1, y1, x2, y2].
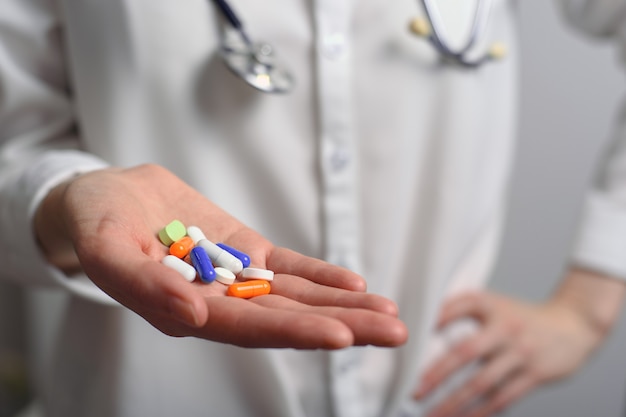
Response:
[169, 297, 199, 327]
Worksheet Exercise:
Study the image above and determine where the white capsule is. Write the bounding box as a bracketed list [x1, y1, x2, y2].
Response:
[187, 226, 207, 244]
[241, 267, 274, 281]
[162, 255, 196, 282]
[197, 239, 244, 274]
[214, 267, 236, 285]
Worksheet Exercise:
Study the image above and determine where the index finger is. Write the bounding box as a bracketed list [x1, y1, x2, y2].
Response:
[267, 246, 367, 292]
[438, 292, 493, 329]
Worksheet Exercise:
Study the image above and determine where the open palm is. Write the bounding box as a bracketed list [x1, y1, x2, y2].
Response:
[39, 164, 408, 349]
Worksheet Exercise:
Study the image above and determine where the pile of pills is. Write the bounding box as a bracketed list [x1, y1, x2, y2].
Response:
[158, 220, 274, 298]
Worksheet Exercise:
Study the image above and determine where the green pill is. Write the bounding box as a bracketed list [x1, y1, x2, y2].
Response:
[158, 220, 186, 246]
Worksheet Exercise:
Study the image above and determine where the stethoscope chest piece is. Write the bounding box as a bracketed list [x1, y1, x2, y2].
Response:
[220, 31, 294, 94]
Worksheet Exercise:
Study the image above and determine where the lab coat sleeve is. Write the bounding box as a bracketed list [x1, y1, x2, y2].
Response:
[558, 0, 626, 280]
[0, 0, 117, 303]
[558, 0, 626, 38]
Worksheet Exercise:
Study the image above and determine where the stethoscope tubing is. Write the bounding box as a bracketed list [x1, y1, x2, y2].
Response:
[420, 0, 493, 59]
[211, 0, 497, 91]
[211, 0, 253, 46]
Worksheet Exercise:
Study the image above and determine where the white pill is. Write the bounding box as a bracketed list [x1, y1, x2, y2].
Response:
[162, 255, 196, 282]
[214, 267, 236, 285]
[241, 267, 274, 281]
[197, 239, 244, 274]
[187, 226, 207, 244]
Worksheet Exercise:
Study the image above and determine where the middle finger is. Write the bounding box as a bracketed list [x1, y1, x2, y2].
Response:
[270, 273, 400, 315]
[252, 294, 408, 347]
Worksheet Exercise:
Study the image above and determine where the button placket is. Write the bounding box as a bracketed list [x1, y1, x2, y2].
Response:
[322, 32, 347, 60]
[330, 146, 350, 172]
[315, 4, 361, 276]
[315, 1, 364, 417]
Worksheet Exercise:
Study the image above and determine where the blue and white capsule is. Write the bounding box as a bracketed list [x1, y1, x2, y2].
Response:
[216, 243, 251, 268]
[197, 239, 244, 274]
[190, 246, 216, 283]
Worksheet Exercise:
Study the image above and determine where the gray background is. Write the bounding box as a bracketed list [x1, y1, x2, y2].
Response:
[493, 1, 626, 416]
[1, 1, 626, 416]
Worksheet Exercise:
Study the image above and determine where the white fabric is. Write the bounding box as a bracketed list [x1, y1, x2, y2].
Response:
[560, 0, 626, 280]
[0, 0, 623, 417]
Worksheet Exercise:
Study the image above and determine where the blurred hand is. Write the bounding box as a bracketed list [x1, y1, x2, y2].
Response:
[414, 289, 612, 417]
[35, 164, 408, 349]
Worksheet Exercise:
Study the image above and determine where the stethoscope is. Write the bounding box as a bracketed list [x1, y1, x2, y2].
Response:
[211, 0, 506, 94]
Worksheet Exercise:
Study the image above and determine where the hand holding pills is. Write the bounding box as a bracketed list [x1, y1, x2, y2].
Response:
[34, 164, 408, 349]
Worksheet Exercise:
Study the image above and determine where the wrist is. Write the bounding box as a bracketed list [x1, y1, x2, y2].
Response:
[550, 267, 626, 342]
[34, 177, 81, 273]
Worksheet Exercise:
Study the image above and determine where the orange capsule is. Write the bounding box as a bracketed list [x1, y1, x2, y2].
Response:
[227, 280, 271, 299]
[169, 236, 194, 259]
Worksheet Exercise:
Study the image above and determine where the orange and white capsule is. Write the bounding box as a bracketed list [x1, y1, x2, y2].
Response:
[186, 226, 207, 244]
[197, 239, 243, 274]
[169, 236, 195, 259]
[227, 280, 271, 299]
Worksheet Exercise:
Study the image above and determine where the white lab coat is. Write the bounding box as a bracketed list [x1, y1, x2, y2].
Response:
[561, 0, 626, 279]
[0, 1, 624, 417]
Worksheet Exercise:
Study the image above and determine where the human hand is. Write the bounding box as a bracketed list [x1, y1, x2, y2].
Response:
[34, 164, 408, 349]
[414, 289, 611, 417]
